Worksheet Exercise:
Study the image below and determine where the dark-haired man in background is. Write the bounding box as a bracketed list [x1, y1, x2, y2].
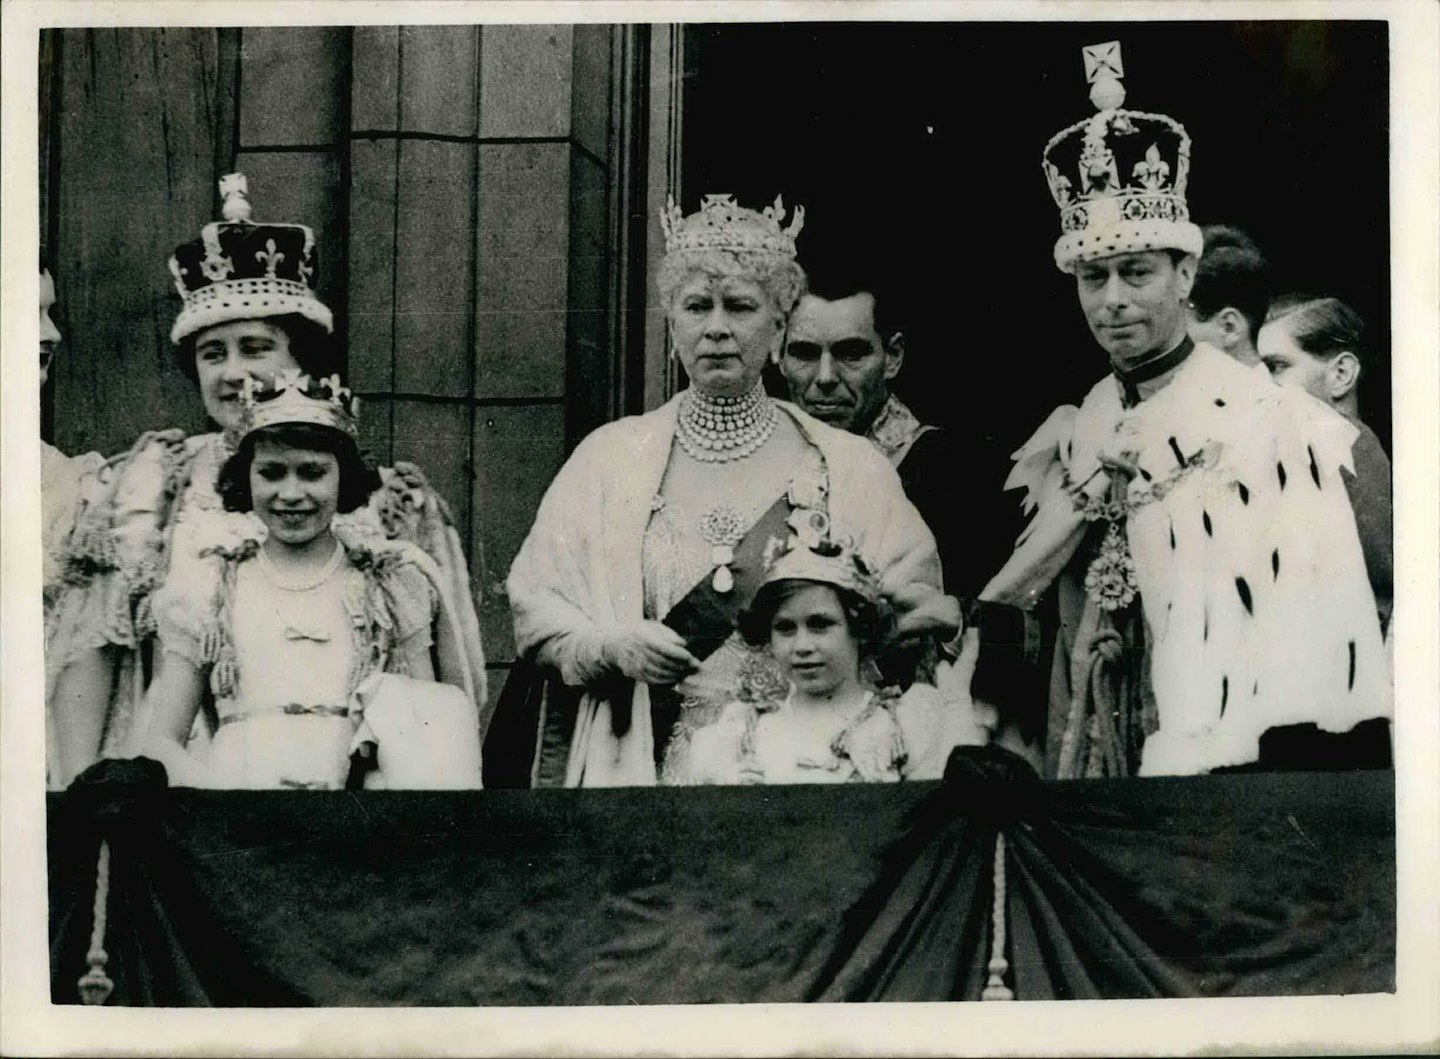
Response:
[778, 256, 1017, 595]
[1186, 224, 1271, 369]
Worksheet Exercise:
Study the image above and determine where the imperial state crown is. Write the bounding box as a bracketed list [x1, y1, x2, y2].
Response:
[168, 174, 333, 344]
[1042, 41, 1203, 273]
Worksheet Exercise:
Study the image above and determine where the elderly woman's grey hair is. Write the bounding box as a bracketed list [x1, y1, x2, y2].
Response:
[656, 247, 808, 319]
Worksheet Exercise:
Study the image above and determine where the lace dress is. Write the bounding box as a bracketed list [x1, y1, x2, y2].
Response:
[200, 549, 358, 789]
[152, 525, 440, 790]
[675, 688, 950, 785]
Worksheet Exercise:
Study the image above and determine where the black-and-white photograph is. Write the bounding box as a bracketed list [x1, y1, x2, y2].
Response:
[4, 2, 1438, 1055]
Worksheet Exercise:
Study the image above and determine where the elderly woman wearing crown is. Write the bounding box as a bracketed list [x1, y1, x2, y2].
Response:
[506, 194, 946, 787]
[979, 43, 1390, 778]
[137, 372, 481, 789]
[45, 175, 487, 787]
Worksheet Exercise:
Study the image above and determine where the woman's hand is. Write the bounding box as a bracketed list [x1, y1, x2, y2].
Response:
[601, 622, 701, 685]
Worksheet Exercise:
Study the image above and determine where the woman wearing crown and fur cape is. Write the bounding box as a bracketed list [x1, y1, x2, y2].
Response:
[979, 44, 1391, 778]
[138, 371, 481, 789]
[45, 175, 487, 787]
[504, 194, 947, 788]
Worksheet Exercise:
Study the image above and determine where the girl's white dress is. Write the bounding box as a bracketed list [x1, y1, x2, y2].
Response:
[671, 683, 982, 786]
[153, 518, 457, 790]
[45, 430, 488, 787]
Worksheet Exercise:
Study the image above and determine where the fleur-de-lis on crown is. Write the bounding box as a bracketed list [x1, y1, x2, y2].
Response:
[760, 194, 806, 238]
[255, 238, 285, 277]
[1133, 143, 1171, 190]
[322, 373, 353, 405]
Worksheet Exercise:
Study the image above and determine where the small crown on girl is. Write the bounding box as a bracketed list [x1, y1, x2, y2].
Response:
[239, 370, 359, 440]
[760, 511, 883, 605]
[659, 194, 805, 259]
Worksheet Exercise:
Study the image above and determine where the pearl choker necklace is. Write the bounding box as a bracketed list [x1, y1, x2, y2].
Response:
[675, 384, 778, 463]
[256, 538, 344, 591]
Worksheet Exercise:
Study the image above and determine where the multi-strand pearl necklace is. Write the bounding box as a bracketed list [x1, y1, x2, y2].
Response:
[675, 383, 778, 463]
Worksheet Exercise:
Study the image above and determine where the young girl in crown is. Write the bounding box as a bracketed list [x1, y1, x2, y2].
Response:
[667, 535, 986, 786]
[138, 371, 482, 790]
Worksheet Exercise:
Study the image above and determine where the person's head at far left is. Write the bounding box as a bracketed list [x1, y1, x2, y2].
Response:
[40, 254, 61, 387]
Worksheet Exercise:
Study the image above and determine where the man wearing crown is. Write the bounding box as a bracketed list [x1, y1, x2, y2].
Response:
[977, 43, 1392, 778]
[45, 175, 488, 786]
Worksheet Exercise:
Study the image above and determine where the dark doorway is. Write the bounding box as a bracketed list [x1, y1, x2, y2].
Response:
[681, 21, 1390, 457]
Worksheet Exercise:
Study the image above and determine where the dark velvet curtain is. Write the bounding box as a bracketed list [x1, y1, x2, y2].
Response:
[50, 757, 1393, 1006]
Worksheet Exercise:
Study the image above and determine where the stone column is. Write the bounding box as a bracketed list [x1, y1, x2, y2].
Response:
[347, 24, 628, 672]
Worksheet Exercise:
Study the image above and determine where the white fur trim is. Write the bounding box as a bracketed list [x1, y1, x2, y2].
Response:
[1054, 219, 1203, 272]
[171, 277, 333, 343]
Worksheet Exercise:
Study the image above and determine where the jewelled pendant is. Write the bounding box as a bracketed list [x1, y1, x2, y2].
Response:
[711, 543, 735, 593]
[1082, 521, 1138, 611]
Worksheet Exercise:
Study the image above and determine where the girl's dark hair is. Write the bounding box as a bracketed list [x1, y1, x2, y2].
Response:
[737, 578, 896, 661]
[176, 313, 339, 383]
[217, 422, 380, 515]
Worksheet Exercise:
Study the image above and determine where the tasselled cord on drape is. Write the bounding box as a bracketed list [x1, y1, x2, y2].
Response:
[77, 839, 114, 1004]
[981, 830, 1014, 1000]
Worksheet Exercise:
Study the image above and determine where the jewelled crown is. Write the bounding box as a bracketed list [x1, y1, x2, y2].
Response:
[239, 370, 359, 441]
[1042, 41, 1203, 273]
[660, 194, 805, 259]
[760, 512, 883, 606]
[168, 173, 333, 344]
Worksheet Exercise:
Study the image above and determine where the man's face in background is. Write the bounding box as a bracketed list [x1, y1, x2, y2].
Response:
[781, 292, 901, 434]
